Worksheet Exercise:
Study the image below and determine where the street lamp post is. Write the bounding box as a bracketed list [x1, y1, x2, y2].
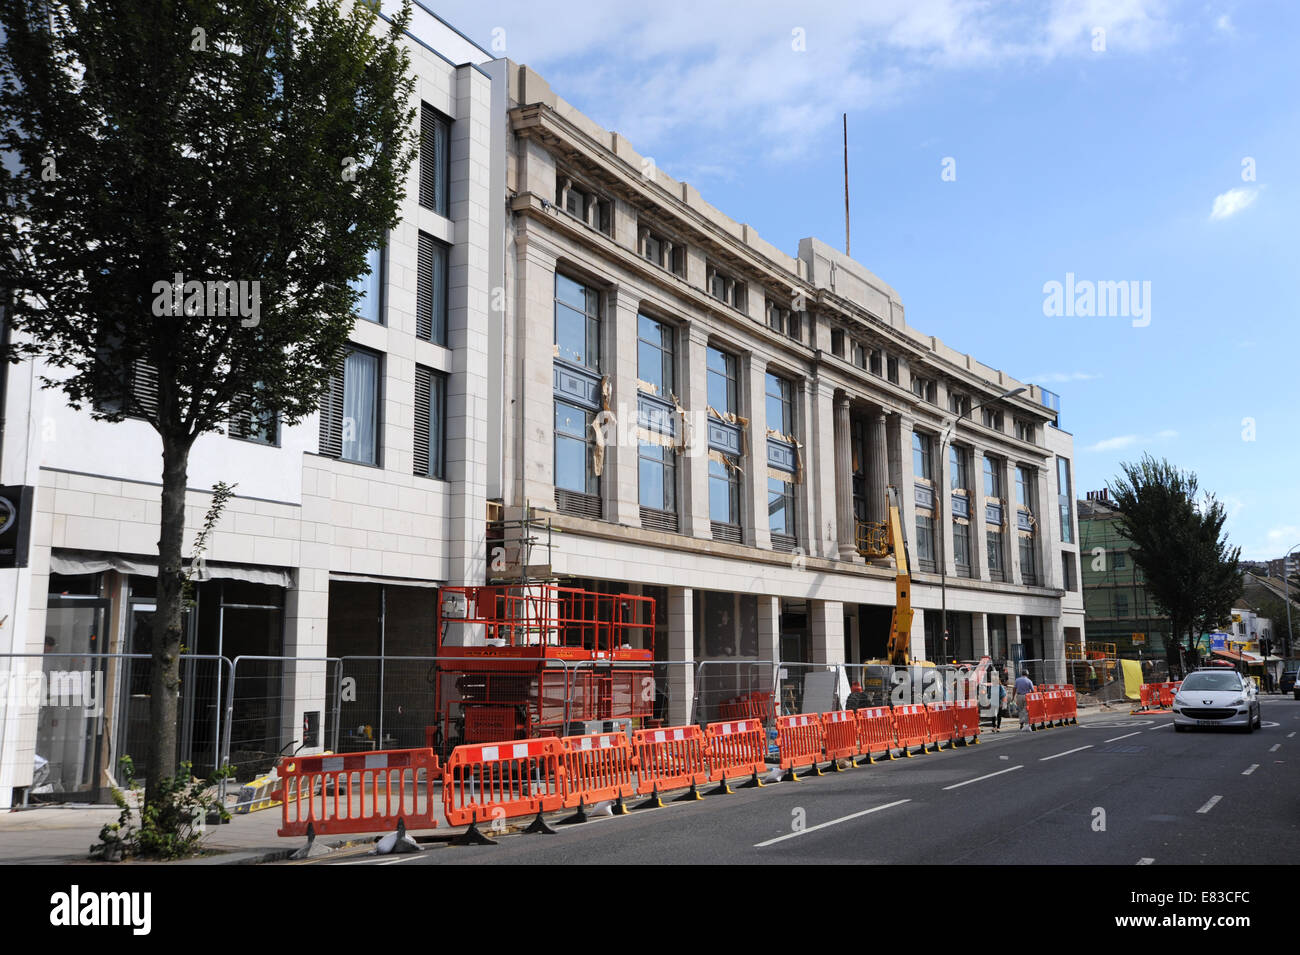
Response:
[937, 386, 1027, 667]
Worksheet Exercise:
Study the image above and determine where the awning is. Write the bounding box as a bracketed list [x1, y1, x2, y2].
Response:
[328, 572, 442, 589]
[49, 549, 293, 588]
[1211, 648, 1264, 664]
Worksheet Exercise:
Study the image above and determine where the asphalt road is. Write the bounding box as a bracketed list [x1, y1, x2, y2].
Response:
[295, 698, 1300, 866]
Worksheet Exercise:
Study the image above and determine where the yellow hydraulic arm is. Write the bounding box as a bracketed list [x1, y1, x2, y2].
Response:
[856, 486, 914, 666]
[883, 486, 914, 666]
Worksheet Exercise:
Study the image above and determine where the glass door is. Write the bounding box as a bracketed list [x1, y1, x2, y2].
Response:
[39, 599, 110, 801]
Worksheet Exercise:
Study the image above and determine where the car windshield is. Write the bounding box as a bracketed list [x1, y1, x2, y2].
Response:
[1180, 672, 1242, 692]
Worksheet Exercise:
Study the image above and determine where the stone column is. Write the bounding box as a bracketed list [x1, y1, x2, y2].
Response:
[969, 447, 987, 580]
[757, 595, 781, 662]
[607, 287, 641, 526]
[666, 587, 695, 726]
[810, 600, 846, 665]
[743, 354, 771, 550]
[682, 325, 712, 538]
[867, 408, 888, 527]
[834, 394, 857, 560]
[1004, 459, 1022, 585]
[810, 378, 839, 560]
[973, 611, 990, 658]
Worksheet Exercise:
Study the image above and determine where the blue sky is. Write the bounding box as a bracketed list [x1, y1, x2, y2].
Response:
[434, 0, 1299, 560]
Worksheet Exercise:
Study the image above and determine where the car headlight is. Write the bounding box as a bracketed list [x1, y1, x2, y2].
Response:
[1228, 697, 1245, 706]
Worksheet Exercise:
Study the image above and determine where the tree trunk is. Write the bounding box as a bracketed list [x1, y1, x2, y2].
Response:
[146, 433, 192, 803]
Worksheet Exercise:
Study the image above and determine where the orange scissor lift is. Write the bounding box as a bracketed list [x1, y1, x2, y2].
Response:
[433, 583, 657, 754]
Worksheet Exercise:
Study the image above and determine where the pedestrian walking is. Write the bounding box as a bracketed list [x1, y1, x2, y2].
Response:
[1014, 669, 1035, 731]
[991, 678, 1007, 732]
[846, 681, 868, 711]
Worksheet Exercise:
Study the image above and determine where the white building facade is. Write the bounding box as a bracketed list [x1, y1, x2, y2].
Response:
[0, 8, 505, 806]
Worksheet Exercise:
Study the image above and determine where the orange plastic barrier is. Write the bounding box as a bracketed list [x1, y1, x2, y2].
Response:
[1139, 684, 1155, 708]
[821, 710, 860, 763]
[925, 702, 958, 749]
[279, 748, 440, 837]
[1157, 682, 1179, 708]
[560, 732, 635, 808]
[954, 700, 981, 743]
[1062, 687, 1078, 723]
[1024, 692, 1048, 729]
[705, 719, 767, 783]
[632, 724, 709, 795]
[775, 713, 825, 776]
[442, 737, 564, 828]
[892, 704, 932, 755]
[856, 707, 897, 760]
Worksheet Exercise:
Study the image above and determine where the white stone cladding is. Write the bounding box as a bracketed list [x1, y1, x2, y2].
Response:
[0, 13, 503, 805]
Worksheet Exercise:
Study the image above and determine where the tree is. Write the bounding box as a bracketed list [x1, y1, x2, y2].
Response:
[0, 0, 417, 803]
[1108, 456, 1242, 669]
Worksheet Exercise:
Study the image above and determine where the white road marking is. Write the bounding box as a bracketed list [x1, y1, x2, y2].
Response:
[1288, 732, 1296, 739]
[1137, 857, 1155, 865]
[754, 799, 910, 847]
[1040, 745, 1094, 762]
[1196, 795, 1222, 814]
[943, 765, 1023, 790]
[1104, 731, 1142, 743]
[1270, 744, 1281, 752]
[1242, 764, 1259, 776]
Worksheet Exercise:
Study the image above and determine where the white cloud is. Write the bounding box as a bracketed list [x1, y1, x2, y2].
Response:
[1031, 371, 1103, 383]
[1214, 13, 1234, 33]
[432, 0, 1175, 167]
[1209, 187, 1258, 220]
[1086, 434, 1140, 452]
[1265, 526, 1300, 546]
[1085, 429, 1177, 452]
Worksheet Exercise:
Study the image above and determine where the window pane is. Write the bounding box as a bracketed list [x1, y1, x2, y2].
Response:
[351, 246, 383, 323]
[556, 274, 587, 312]
[709, 461, 738, 524]
[768, 478, 789, 534]
[427, 373, 444, 479]
[342, 350, 379, 465]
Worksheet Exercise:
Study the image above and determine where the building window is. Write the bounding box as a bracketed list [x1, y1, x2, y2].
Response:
[766, 299, 789, 336]
[948, 392, 970, 417]
[707, 263, 746, 311]
[1015, 418, 1036, 443]
[229, 385, 278, 446]
[916, 513, 935, 567]
[852, 341, 868, 369]
[1062, 551, 1077, 592]
[1114, 551, 1126, 570]
[1017, 465, 1038, 585]
[414, 366, 446, 479]
[416, 232, 449, 345]
[870, 348, 883, 377]
[830, 328, 845, 357]
[1115, 592, 1129, 617]
[949, 445, 968, 491]
[638, 223, 686, 277]
[555, 273, 601, 370]
[1057, 457, 1074, 544]
[419, 104, 450, 217]
[984, 455, 1004, 581]
[351, 244, 384, 324]
[982, 408, 1003, 431]
[707, 347, 741, 537]
[911, 376, 936, 403]
[765, 372, 797, 546]
[953, 521, 971, 575]
[638, 314, 677, 523]
[555, 401, 599, 496]
[319, 346, 381, 465]
[912, 431, 932, 481]
[557, 172, 613, 236]
[886, 355, 899, 384]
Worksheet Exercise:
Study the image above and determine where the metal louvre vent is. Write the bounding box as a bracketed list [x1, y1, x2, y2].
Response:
[771, 532, 797, 553]
[317, 359, 345, 457]
[711, 521, 742, 544]
[130, 358, 159, 418]
[556, 490, 602, 520]
[639, 507, 678, 533]
[419, 104, 449, 215]
[988, 568, 1005, 582]
[413, 366, 431, 476]
[955, 564, 973, 578]
[1021, 570, 1039, 586]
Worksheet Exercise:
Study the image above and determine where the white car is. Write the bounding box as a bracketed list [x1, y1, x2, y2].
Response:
[1172, 669, 1261, 732]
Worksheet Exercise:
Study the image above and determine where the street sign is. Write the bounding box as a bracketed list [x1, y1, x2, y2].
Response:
[1131, 632, 1146, 645]
[1209, 632, 1228, 651]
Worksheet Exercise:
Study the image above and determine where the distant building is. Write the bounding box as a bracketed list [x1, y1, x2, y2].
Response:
[1077, 491, 1174, 657]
